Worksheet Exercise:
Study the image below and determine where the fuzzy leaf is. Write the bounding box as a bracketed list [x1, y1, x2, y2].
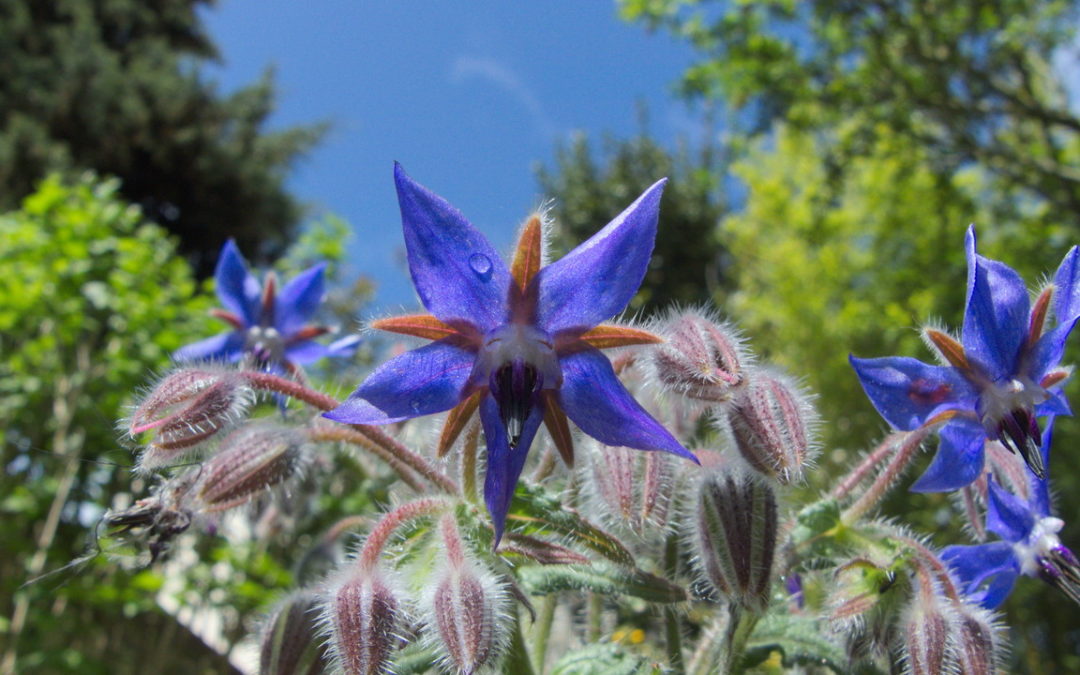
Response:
[508, 482, 634, 566]
[549, 643, 662, 675]
[516, 562, 687, 603]
[741, 614, 846, 672]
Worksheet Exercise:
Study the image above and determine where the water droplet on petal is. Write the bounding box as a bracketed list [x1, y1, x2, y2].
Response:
[410, 399, 421, 413]
[468, 253, 493, 280]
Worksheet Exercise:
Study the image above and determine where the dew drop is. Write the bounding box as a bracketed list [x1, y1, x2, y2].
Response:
[468, 253, 493, 279]
[410, 399, 421, 413]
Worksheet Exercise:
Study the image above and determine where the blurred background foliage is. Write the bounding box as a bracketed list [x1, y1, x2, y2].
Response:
[3, 0, 1080, 672]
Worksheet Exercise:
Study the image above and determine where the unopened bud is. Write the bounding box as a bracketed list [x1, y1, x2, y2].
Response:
[901, 580, 953, 675]
[584, 440, 680, 537]
[259, 591, 328, 675]
[193, 423, 307, 512]
[422, 515, 509, 674]
[828, 559, 897, 628]
[324, 565, 400, 675]
[728, 369, 818, 484]
[693, 469, 777, 612]
[132, 368, 252, 469]
[651, 310, 749, 402]
[952, 603, 1000, 675]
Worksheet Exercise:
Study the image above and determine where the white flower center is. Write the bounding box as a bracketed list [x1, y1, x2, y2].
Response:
[1015, 516, 1064, 576]
[245, 325, 284, 364]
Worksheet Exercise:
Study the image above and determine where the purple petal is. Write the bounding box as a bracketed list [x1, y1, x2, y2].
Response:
[849, 355, 975, 431]
[325, 339, 474, 425]
[534, 179, 666, 334]
[941, 542, 1019, 609]
[275, 263, 326, 336]
[962, 226, 1031, 381]
[1026, 316, 1079, 382]
[986, 477, 1037, 543]
[172, 332, 244, 363]
[327, 334, 362, 357]
[284, 341, 331, 366]
[1038, 390, 1071, 416]
[1031, 418, 1054, 517]
[1053, 245, 1080, 323]
[910, 418, 986, 492]
[557, 347, 697, 462]
[480, 394, 544, 544]
[215, 240, 260, 326]
[394, 163, 511, 331]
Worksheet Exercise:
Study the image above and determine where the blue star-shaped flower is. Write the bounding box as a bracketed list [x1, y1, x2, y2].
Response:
[174, 239, 358, 373]
[850, 226, 1079, 491]
[326, 164, 698, 540]
[940, 422, 1080, 609]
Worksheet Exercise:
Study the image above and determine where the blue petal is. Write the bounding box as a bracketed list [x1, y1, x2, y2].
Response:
[284, 341, 331, 366]
[1031, 417, 1054, 517]
[986, 477, 1036, 543]
[1053, 245, 1080, 323]
[962, 226, 1030, 381]
[215, 240, 261, 326]
[941, 542, 1020, 609]
[275, 263, 326, 336]
[394, 164, 511, 332]
[557, 347, 697, 462]
[1039, 390, 1071, 416]
[910, 418, 986, 492]
[480, 394, 544, 544]
[172, 332, 244, 363]
[1026, 316, 1079, 382]
[849, 355, 975, 431]
[534, 179, 666, 334]
[327, 334, 362, 357]
[325, 339, 475, 425]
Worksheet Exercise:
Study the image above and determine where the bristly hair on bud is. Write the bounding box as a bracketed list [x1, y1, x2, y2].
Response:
[191, 422, 309, 513]
[580, 438, 685, 540]
[648, 307, 752, 404]
[690, 468, 778, 613]
[950, 602, 1006, 675]
[725, 367, 819, 484]
[258, 590, 329, 675]
[129, 367, 253, 471]
[419, 514, 511, 675]
[900, 573, 958, 675]
[318, 560, 403, 675]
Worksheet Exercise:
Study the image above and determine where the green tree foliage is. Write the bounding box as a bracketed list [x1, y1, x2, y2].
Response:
[0, 174, 236, 673]
[536, 129, 729, 311]
[0, 0, 326, 277]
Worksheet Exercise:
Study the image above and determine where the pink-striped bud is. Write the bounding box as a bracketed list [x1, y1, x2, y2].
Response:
[258, 591, 327, 675]
[952, 603, 1000, 675]
[728, 369, 818, 484]
[901, 581, 953, 675]
[583, 440, 681, 537]
[651, 310, 749, 402]
[324, 565, 401, 675]
[692, 469, 777, 612]
[422, 516, 509, 674]
[192, 423, 307, 512]
[132, 368, 252, 469]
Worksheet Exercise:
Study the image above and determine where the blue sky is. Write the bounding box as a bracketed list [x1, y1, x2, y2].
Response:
[201, 1, 701, 315]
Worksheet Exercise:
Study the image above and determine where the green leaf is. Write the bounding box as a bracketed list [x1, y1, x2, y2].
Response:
[509, 482, 634, 566]
[549, 643, 662, 675]
[517, 562, 687, 604]
[741, 613, 846, 673]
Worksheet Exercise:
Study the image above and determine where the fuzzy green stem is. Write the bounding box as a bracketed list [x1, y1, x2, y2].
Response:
[532, 594, 557, 674]
[663, 533, 685, 673]
[721, 605, 759, 675]
[841, 426, 936, 525]
[587, 593, 603, 643]
[308, 425, 426, 492]
[358, 498, 448, 571]
[506, 607, 538, 675]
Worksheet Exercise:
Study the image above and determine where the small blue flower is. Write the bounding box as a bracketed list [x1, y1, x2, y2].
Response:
[850, 227, 1079, 491]
[941, 422, 1080, 609]
[174, 239, 359, 373]
[326, 164, 698, 540]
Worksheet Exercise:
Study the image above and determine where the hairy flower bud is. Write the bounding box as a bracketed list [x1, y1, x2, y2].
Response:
[901, 580, 954, 675]
[422, 515, 509, 674]
[132, 368, 252, 469]
[728, 369, 818, 484]
[651, 310, 749, 402]
[952, 603, 1000, 675]
[827, 559, 898, 628]
[583, 439, 681, 537]
[692, 469, 778, 612]
[193, 423, 307, 512]
[259, 591, 327, 675]
[323, 565, 400, 675]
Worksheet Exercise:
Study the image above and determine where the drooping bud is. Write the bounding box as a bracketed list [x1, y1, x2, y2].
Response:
[323, 564, 401, 675]
[131, 368, 252, 469]
[692, 469, 778, 612]
[952, 603, 1001, 675]
[727, 368, 818, 484]
[651, 310, 749, 402]
[258, 591, 328, 675]
[900, 577, 954, 675]
[583, 439, 681, 538]
[422, 515, 509, 674]
[192, 423, 308, 512]
[827, 559, 899, 629]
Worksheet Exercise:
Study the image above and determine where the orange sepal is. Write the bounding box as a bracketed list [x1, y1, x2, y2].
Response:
[924, 329, 969, 371]
[438, 390, 483, 457]
[542, 391, 575, 467]
[372, 314, 462, 342]
[578, 324, 664, 350]
[1029, 286, 1054, 345]
[510, 215, 543, 291]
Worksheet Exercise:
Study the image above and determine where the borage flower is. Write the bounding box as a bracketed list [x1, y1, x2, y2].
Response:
[175, 240, 358, 374]
[326, 164, 698, 540]
[850, 227, 1079, 491]
[941, 422, 1080, 608]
